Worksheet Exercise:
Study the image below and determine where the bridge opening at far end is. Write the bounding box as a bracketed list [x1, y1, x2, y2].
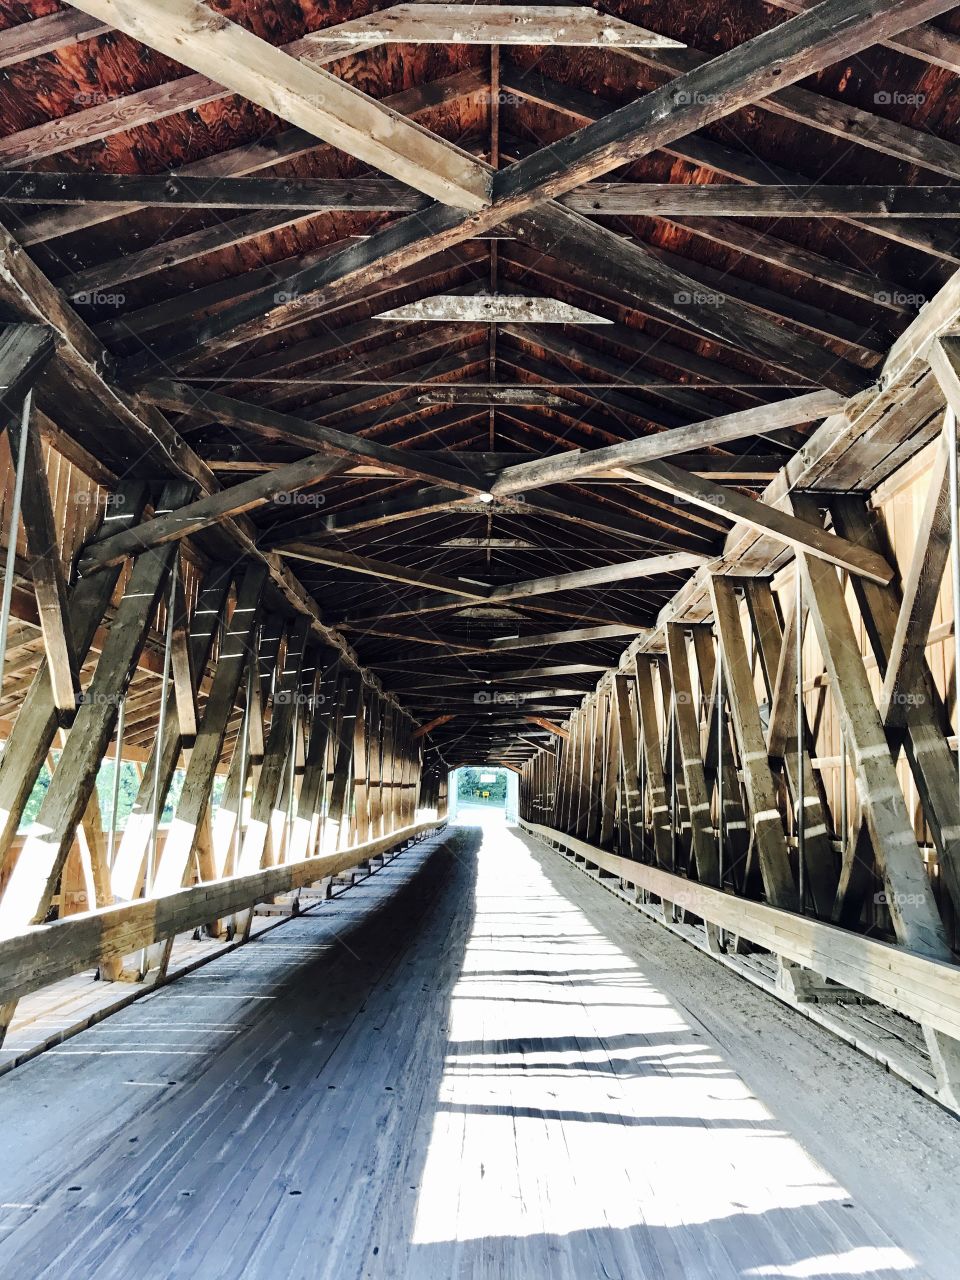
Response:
[448, 766, 518, 826]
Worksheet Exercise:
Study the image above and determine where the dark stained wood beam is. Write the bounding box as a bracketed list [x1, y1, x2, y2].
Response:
[7, 170, 958, 218]
[499, 245, 819, 396]
[18, 68, 487, 249]
[78, 452, 353, 574]
[509, 206, 871, 394]
[139, 382, 490, 496]
[1, 172, 428, 211]
[502, 64, 960, 266]
[498, 324, 800, 419]
[0, 325, 55, 421]
[563, 183, 960, 219]
[492, 0, 960, 205]
[251, 323, 485, 410]
[761, 0, 960, 70]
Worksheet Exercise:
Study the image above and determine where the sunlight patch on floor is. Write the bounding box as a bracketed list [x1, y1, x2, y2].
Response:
[411, 823, 921, 1277]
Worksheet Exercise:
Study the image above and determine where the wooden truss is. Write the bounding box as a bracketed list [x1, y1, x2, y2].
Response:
[0, 0, 959, 1118]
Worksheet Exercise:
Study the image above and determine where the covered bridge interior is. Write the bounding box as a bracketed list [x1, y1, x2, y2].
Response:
[1, 0, 960, 1276]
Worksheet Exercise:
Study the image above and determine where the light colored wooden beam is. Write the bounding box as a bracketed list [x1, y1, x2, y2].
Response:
[622, 462, 893, 584]
[791, 494, 950, 961]
[277, 544, 490, 601]
[709, 576, 798, 910]
[7, 402, 80, 718]
[490, 552, 707, 603]
[149, 566, 267, 900]
[0, 485, 148, 875]
[879, 427, 953, 727]
[526, 716, 570, 740]
[376, 294, 611, 324]
[665, 625, 719, 887]
[491, 390, 842, 496]
[313, 5, 683, 47]
[0, 818, 441, 1008]
[65, 0, 490, 210]
[79, 450, 349, 573]
[488, 624, 651, 652]
[0, 482, 190, 937]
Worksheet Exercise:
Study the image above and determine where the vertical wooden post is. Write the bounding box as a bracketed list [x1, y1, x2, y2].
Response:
[666, 624, 719, 886]
[744, 579, 838, 916]
[109, 565, 232, 901]
[710, 576, 798, 911]
[148, 563, 267, 899]
[634, 656, 673, 868]
[325, 669, 362, 851]
[598, 684, 620, 849]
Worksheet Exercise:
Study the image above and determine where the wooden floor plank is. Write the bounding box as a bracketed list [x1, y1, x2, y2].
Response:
[0, 819, 957, 1278]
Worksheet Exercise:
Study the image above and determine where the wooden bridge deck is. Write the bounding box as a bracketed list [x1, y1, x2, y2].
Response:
[0, 819, 957, 1280]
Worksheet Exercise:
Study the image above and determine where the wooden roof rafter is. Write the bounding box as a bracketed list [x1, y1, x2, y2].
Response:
[0, 0, 955, 760]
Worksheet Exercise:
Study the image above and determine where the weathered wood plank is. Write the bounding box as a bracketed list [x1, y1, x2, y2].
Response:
[709, 576, 798, 910]
[623, 461, 893, 583]
[0, 481, 191, 935]
[376, 294, 610, 324]
[491, 391, 842, 495]
[7, 401, 80, 717]
[312, 5, 682, 47]
[791, 494, 949, 961]
[879, 429, 953, 727]
[0, 819, 441, 1007]
[0, 10, 110, 69]
[139, 383, 487, 495]
[0, 324, 54, 420]
[79, 451, 350, 572]
[49, 0, 490, 209]
[665, 625, 720, 885]
[109, 566, 233, 902]
[0, 485, 147, 872]
[149, 565, 267, 899]
[745, 578, 838, 917]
